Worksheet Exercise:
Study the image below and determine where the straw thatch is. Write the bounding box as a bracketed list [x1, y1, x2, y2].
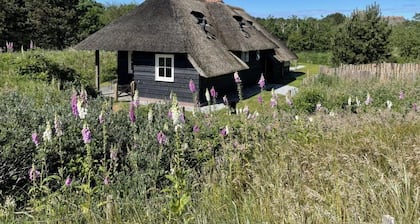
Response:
[74, 0, 296, 77]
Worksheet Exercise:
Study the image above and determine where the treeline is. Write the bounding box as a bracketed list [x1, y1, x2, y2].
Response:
[258, 9, 420, 62]
[0, 0, 136, 50]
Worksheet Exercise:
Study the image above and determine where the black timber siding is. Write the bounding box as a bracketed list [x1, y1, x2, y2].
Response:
[199, 73, 236, 104]
[132, 52, 200, 103]
[117, 51, 133, 85]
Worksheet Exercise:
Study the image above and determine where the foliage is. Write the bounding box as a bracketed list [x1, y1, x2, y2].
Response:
[332, 3, 392, 65]
[390, 20, 420, 61]
[14, 53, 80, 85]
[0, 67, 419, 222]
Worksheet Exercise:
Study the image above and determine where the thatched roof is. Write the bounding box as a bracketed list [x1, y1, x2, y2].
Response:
[74, 0, 296, 77]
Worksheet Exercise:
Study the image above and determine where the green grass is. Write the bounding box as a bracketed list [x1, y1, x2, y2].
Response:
[1, 50, 419, 223]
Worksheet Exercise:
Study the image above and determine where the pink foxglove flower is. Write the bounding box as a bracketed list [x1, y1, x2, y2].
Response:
[189, 79, 196, 93]
[258, 95, 263, 104]
[129, 102, 136, 123]
[6, 41, 13, 52]
[399, 91, 404, 100]
[157, 131, 167, 145]
[413, 103, 418, 112]
[270, 97, 277, 108]
[32, 132, 40, 147]
[210, 86, 217, 98]
[104, 176, 110, 185]
[65, 176, 72, 186]
[193, 125, 200, 133]
[220, 126, 229, 137]
[258, 74, 265, 89]
[29, 165, 40, 181]
[81, 124, 91, 144]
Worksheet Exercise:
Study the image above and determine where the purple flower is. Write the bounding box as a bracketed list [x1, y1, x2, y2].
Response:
[193, 125, 200, 133]
[258, 95, 263, 104]
[189, 79, 196, 93]
[270, 97, 277, 108]
[65, 176, 72, 186]
[129, 102, 136, 123]
[220, 126, 228, 137]
[29, 165, 40, 181]
[210, 86, 217, 98]
[31, 132, 40, 147]
[399, 91, 405, 100]
[157, 131, 167, 145]
[234, 72, 241, 83]
[258, 74, 265, 89]
[6, 41, 13, 52]
[81, 124, 91, 144]
[71, 93, 79, 117]
[413, 103, 418, 112]
[104, 176, 110, 185]
[179, 113, 185, 123]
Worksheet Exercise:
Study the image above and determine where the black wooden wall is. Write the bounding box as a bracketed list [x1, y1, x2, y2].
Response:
[132, 52, 200, 103]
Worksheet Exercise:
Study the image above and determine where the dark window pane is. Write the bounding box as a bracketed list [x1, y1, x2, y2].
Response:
[159, 68, 165, 77]
[166, 68, 172, 78]
[166, 58, 172, 67]
[159, 58, 164, 66]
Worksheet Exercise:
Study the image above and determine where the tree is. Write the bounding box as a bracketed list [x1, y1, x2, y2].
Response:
[332, 3, 392, 65]
[76, 0, 105, 42]
[25, 0, 80, 49]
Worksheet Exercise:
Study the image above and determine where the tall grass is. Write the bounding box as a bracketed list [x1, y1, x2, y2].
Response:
[0, 51, 419, 223]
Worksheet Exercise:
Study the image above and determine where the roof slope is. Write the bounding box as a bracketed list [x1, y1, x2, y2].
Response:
[74, 0, 296, 77]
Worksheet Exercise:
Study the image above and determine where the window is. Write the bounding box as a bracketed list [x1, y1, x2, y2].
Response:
[155, 54, 174, 82]
[241, 51, 249, 63]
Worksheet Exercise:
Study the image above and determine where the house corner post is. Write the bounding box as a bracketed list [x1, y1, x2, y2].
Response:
[95, 50, 100, 92]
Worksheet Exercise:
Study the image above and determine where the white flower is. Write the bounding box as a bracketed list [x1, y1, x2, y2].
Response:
[148, 108, 153, 123]
[329, 111, 335, 117]
[348, 96, 352, 106]
[43, 121, 52, 142]
[295, 115, 299, 120]
[386, 100, 393, 110]
[205, 88, 211, 103]
[77, 99, 87, 119]
[355, 97, 361, 107]
[308, 117, 314, 122]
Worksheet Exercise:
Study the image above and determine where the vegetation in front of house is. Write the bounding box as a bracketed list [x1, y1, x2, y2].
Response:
[0, 55, 419, 222]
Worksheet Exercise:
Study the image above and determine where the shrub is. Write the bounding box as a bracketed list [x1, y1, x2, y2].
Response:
[293, 87, 325, 113]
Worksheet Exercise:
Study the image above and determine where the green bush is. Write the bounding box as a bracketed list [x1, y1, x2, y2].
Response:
[14, 53, 80, 85]
[293, 87, 325, 113]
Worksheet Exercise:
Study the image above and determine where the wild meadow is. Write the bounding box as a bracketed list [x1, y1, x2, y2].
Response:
[0, 50, 419, 223]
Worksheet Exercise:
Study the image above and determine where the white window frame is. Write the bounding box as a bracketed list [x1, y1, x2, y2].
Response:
[128, 51, 133, 74]
[155, 54, 175, 82]
[241, 51, 249, 63]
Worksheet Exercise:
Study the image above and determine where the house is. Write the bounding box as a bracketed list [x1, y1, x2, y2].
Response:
[74, 0, 297, 105]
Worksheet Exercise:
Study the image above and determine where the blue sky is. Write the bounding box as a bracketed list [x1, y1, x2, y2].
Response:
[97, 0, 419, 19]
